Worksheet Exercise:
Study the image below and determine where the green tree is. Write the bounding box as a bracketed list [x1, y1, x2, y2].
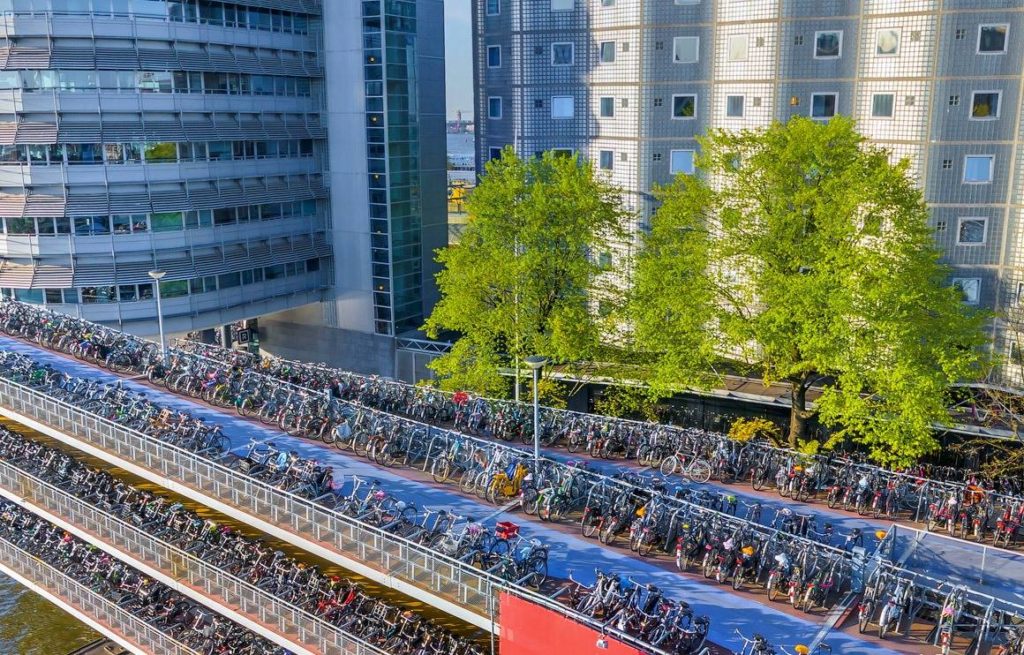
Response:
[629, 117, 989, 465]
[425, 148, 626, 394]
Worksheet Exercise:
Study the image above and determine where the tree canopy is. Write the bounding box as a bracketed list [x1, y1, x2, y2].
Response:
[629, 117, 990, 465]
[424, 148, 626, 394]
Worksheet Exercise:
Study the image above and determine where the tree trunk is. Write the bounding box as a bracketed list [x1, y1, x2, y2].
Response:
[788, 374, 812, 449]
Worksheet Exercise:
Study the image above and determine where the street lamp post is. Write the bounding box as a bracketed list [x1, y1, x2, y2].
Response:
[525, 355, 547, 472]
[147, 270, 167, 364]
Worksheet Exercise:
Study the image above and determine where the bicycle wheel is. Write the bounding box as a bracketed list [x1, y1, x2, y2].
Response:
[581, 515, 599, 538]
[431, 458, 452, 484]
[528, 555, 547, 588]
[458, 469, 477, 494]
[659, 457, 678, 476]
[687, 459, 712, 484]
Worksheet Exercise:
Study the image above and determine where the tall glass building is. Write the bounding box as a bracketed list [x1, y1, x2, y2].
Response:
[475, 0, 1024, 383]
[0, 0, 448, 376]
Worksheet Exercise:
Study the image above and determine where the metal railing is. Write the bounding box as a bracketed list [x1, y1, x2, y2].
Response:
[0, 457, 389, 655]
[0, 374, 502, 625]
[0, 368, 675, 655]
[0, 532, 196, 655]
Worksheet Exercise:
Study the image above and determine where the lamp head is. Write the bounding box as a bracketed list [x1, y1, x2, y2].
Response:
[147, 270, 167, 281]
[524, 355, 547, 371]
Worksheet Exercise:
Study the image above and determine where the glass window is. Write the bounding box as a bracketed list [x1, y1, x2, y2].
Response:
[44, 289, 63, 304]
[6, 217, 35, 235]
[104, 143, 124, 164]
[265, 264, 285, 280]
[951, 278, 981, 305]
[971, 91, 1001, 119]
[600, 96, 615, 117]
[978, 24, 1008, 54]
[670, 149, 695, 175]
[123, 143, 143, 163]
[963, 155, 994, 184]
[138, 283, 153, 300]
[137, 71, 172, 93]
[48, 144, 65, 164]
[0, 145, 26, 163]
[726, 95, 744, 117]
[727, 35, 749, 61]
[957, 217, 987, 245]
[672, 94, 696, 119]
[0, 71, 19, 90]
[871, 93, 894, 118]
[599, 41, 615, 63]
[599, 150, 613, 170]
[149, 211, 182, 232]
[876, 29, 900, 56]
[55, 218, 71, 234]
[551, 43, 574, 66]
[814, 31, 842, 58]
[551, 95, 575, 119]
[213, 207, 236, 225]
[159, 279, 189, 298]
[486, 0, 499, 15]
[143, 142, 176, 162]
[14, 289, 44, 304]
[28, 145, 48, 163]
[673, 36, 699, 63]
[118, 285, 137, 302]
[37, 218, 55, 235]
[306, 258, 320, 273]
[207, 141, 232, 160]
[65, 144, 104, 164]
[551, 0, 572, 10]
[488, 97, 502, 119]
[111, 215, 132, 234]
[487, 45, 501, 68]
[811, 93, 837, 118]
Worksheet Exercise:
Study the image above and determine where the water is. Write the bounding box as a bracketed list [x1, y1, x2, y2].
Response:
[447, 132, 475, 166]
[0, 575, 99, 655]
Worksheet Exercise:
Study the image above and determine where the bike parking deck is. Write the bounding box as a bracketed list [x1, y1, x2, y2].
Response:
[0, 335, 914, 655]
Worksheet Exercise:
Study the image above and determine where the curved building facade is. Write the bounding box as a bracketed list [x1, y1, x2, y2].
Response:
[0, 0, 331, 336]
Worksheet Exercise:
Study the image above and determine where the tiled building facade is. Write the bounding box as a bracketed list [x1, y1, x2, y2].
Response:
[475, 0, 1024, 383]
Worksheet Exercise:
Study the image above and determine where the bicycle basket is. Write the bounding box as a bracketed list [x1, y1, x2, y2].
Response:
[495, 521, 520, 540]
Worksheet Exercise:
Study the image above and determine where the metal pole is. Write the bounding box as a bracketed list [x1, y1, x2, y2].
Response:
[154, 282, 166, 365]
[532, 366, 540, 469]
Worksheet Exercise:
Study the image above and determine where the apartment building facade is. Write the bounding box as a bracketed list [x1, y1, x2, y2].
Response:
[474, 0, 1024, 383]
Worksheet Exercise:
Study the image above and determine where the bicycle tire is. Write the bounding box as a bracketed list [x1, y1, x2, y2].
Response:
[659, 457, 677, 477]
[688, 459, 712, 484]
[432, 458, 451, 484]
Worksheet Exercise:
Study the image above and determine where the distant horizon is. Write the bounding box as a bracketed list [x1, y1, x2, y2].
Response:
[444, 0, 474, 121]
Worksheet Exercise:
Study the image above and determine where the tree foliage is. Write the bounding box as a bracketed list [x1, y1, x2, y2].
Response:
[425, 148, 626, 393]
[629, 117, 990, 465]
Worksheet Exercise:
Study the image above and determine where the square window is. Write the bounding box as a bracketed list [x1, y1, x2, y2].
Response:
[876, 28, 900, 56]
[810, 93, 837, 118]
[621, 98, 629, 108]
[794, 35, 804, 46]
[814, 31, 842, 58]
[971, 91, 1001, 119]
[726, 95, 745, 117]
[486, 0, 499, 16]
[752, 97, 762, 107]
[674, 0, 699, 4]
[942, 159, 952, 169]
[727, 35, 749, 61]
[669, 149, 695, 175]
[978, 24, 1008, 54]
[756, 37, 765, 47]
[790, 95, 800, 106]
[601, 0, 614, 5]
[951, 278, 981, 305]
[551, 42, 574, 66]
[963, 155, 994, 184]
[949, 95, 960, 106]
[957, 217, 987, 245]
[599, 150, 614, 170]
[911, 31, 921, 42]
[489, 147, 502, 161]
[622, 42, 629, 52]
[653, 153, 662, 162]
[619, 152, 628, 162]
[487, 45, 501, 68]
[673, 36, 699, 64]
[534, 99, 544, 108]
[905, 95, 915, 106]
[488, 96, 502, 119]
[672, 94, 696, 119]
[935, 220, 947, 232]
[551, 95, 575, 119]
[955, 28, 966, 40]
[653, 98, 663, 107]
[871, 93, 894, 118]
[600, 41, 616, 62]
[550, 0, 572, 10]
[600, 96, 615, 117]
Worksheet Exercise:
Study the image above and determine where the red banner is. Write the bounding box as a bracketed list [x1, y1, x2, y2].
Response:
[499, 592, 644, 655]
